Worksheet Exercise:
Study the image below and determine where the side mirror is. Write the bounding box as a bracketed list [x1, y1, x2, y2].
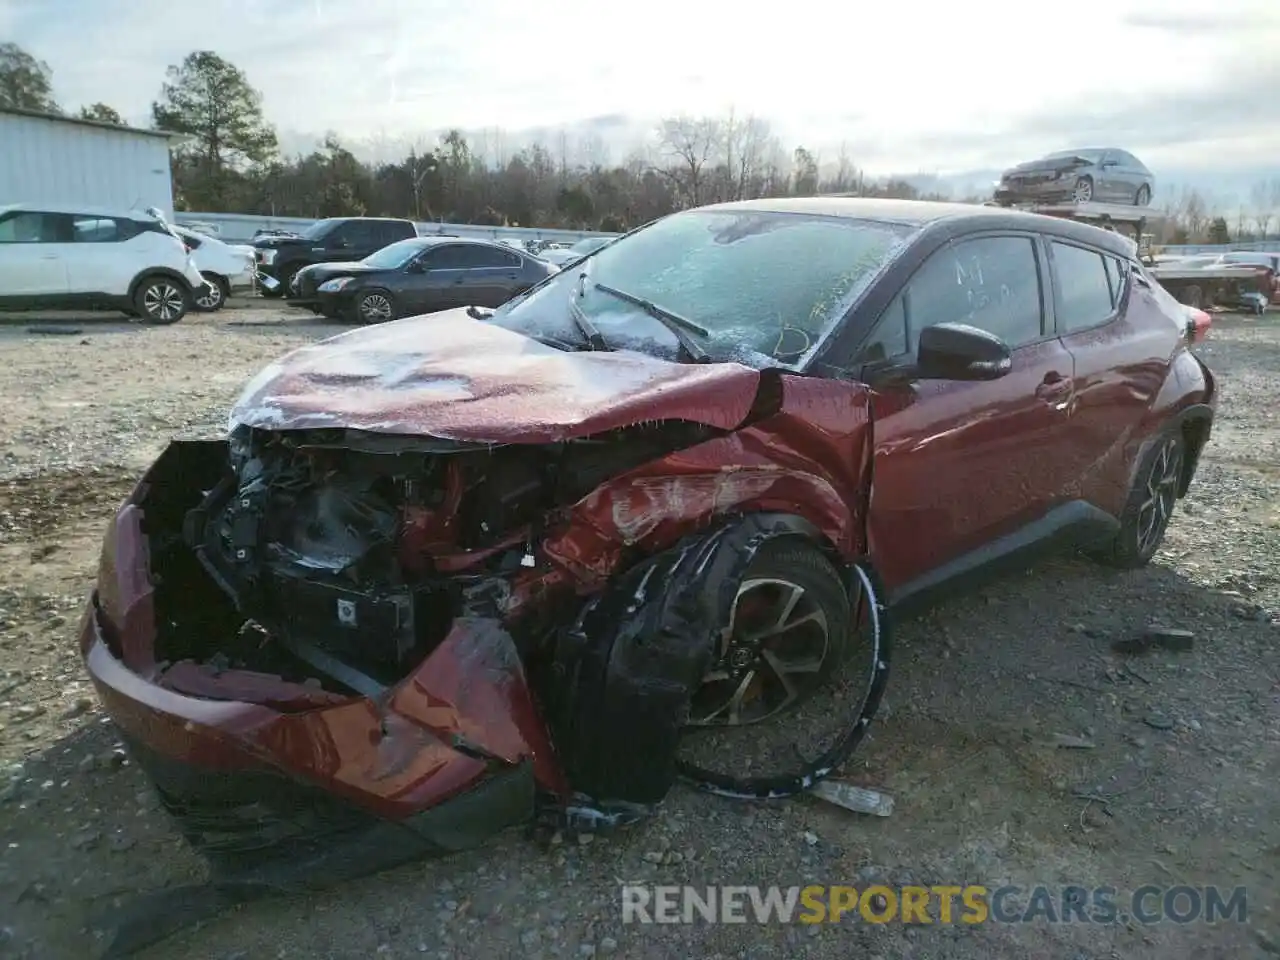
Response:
[916, 322, 1012, 380]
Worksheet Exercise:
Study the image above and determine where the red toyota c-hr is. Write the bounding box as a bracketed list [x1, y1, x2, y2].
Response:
[80, 198, 1214, 952]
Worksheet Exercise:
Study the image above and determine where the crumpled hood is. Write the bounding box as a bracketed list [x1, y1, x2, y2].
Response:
[229, 309, 764, 443]
[1004, 157, 1086, 177]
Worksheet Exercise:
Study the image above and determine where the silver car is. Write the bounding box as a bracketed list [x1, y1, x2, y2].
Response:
[994, 148, 1154, 207]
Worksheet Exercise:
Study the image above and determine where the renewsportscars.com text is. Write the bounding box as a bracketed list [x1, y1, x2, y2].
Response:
[621, 884, 1248, 926]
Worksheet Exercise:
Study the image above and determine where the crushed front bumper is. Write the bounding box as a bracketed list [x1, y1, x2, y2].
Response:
[80, 595, 545, 883]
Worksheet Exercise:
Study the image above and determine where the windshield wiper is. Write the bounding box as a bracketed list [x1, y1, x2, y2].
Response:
[590, 281, 709, 363]
[569, 297, 609, 351]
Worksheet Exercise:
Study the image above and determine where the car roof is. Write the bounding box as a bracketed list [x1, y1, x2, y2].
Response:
[0, 201, 160, 220]
[696, 196, 1138, 258]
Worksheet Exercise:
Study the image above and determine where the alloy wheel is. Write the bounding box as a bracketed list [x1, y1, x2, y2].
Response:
[1072, 179, 1093, 203]
[359, 293, 393, 323]
[195, 280, 223, 310]
[688, 577, 831, 726]
[143, 283, 184, 321]
[1136, 438, 1182, 556]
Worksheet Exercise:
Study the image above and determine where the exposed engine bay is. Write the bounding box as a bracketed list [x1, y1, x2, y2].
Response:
[179, 422, 715, 691]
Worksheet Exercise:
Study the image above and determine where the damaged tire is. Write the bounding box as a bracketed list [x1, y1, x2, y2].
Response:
[677, 544, 889, 800]
[686, 541, 851, 727]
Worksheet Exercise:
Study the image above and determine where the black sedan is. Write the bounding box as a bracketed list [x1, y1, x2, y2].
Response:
[291, 237, 557, 323]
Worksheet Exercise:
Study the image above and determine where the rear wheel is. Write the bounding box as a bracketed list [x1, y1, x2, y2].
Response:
[133, 276, 191, 325]
[1135, 184, 1151, 206]
[1090, 429, 1185, 568]
[352, 289, 397, 324]
[193, 275, 228, 312]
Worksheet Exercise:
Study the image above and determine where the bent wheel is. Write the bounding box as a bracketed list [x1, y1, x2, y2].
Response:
[677, 541, 889, 799]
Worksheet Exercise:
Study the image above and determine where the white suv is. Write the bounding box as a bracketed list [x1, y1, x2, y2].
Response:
[0, 203, 209, 323]
[172, 225, 256, 311]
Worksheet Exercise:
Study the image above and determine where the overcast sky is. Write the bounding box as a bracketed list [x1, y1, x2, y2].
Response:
[4, 0, 1278, 179]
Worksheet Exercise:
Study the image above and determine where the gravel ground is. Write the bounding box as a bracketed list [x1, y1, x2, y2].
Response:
[0, 301, 1277, 959]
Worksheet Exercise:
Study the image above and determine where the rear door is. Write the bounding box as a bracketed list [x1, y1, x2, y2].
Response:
[0, 211, 71, 298]
[454, 244, 525, 307]
[848, 233, 1078, 595]
[1048, 239, 1177, 519]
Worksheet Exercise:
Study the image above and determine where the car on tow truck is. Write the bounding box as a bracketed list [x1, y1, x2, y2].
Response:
[79, 197, 1215, 955]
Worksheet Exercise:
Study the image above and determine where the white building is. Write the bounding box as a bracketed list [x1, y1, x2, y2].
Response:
[0, 107, 181, 217]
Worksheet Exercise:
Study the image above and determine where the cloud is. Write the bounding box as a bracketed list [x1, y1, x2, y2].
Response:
[6, 0, 1279, 184]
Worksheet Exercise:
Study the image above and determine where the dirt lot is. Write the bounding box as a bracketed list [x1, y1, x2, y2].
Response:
[0, 300, 1277, 959]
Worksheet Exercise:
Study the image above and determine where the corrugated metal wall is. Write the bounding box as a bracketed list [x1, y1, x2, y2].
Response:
[0, 113, 175, 216]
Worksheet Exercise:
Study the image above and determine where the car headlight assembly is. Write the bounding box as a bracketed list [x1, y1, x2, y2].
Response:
[319, 277, 353, 293]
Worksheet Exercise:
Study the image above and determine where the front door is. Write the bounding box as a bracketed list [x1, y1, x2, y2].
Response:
[0, 210, 71, 299]
[400, 244, 468, 313]
[846, 234, 1077, 596]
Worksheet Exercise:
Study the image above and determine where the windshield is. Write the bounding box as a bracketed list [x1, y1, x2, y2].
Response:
[362, 239, 425, 269]
[489, 209, 915, 367]
[300, 218, 339, 240]
[1045, 149, 1102, 162]
[570, 236, 609, 254]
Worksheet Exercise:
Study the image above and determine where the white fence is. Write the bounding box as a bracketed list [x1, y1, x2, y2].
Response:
[174, 211, 614, 244]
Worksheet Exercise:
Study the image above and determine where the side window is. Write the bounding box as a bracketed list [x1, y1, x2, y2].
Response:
[344, 222, 377, 247]
[905, 236, 1043, 348]
[456, 245, 520, 268]
[0, 212, 68, 243]
[856, 294, 908, 362]
[1051, 241, 1116, 332]
[71, 216, 121, 243]
[422, 245, 468, 269]
[382, 222, 412, 245]
[1103, 256, 1127, 304]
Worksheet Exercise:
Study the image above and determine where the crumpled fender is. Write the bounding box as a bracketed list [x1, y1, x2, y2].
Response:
[542, 511, 890, 820]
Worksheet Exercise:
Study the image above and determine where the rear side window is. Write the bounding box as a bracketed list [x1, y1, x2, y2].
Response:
[382, 221, 414, 244]
[72, 216, 123, 243]
[1103, 256, 1128, 303]
[1051, 241, 1116, 332]
[457, 245, 520, 268]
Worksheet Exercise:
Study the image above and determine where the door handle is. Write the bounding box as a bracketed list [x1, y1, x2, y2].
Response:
[1035, 371, 1072, 410]
[452, 278, 466, 285]
[40, 254, 59, 260]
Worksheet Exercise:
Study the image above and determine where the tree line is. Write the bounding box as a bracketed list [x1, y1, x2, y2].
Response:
[2, 41, 1277, 242]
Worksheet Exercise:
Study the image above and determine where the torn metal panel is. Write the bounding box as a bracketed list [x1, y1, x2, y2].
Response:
[228, 310, 764, 442]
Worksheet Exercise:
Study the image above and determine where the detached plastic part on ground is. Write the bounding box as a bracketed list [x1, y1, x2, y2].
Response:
[80, 340, 893, 957]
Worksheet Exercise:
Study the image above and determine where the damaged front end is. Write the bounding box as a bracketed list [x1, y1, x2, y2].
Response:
[81, 359, 887, 954]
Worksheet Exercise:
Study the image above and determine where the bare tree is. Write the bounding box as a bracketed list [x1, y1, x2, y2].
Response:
[655, 115, 723, 207]
[1250, 180, 1275, 239]
[1179, 188, 1209, 242]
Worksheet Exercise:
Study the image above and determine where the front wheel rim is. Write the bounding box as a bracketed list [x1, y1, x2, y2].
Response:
[144, 283, 184, 320]
[1073, 179, 1093, 203]
[360, 294, 392, 322]
[688, 577, 831, 726]
[1136, 439, 1182, 555]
